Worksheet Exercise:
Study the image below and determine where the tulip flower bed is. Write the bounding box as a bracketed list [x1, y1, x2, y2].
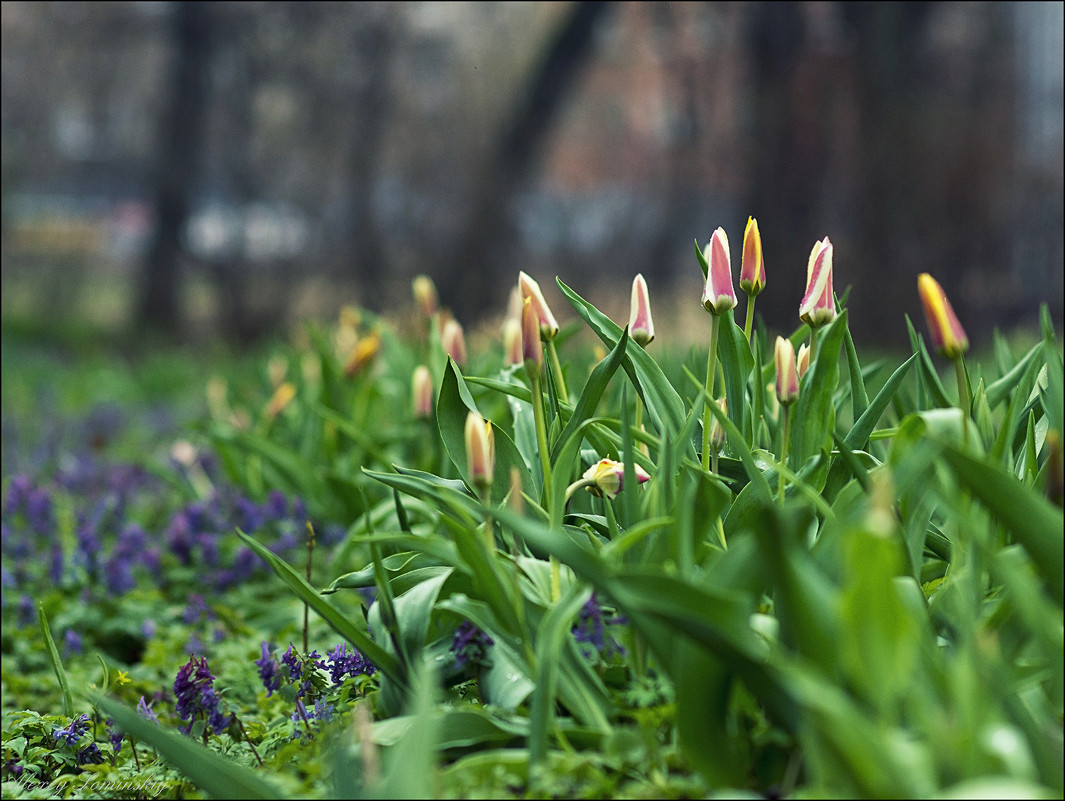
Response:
[3, 224, 1063, 799]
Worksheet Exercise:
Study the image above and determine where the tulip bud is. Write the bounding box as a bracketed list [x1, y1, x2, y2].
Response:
[518, 271, 560, 340]
[581, 458, 651, 500]
[344, 332, 381, 378]
[521, 297, 544, 378]
[775, 336, 800, 406]
[265, 382, 296, 419]
[796, 342, 811, 379]
[917, 273, 969, 360]
[464, 411, 495, 490]
[412, 275, 438, 319]
[412, 365, 433, 420]
[339, 305, 361, 330]
[441, 318, 467, 367]
[739, 216, 765, 296]
[700, 227, 737, 315]
[628, 273, 655, 346]
[502, 317, 523, 367]
[799, 236, 836, 328]
[708, 397, 728, 454]
[268, 355, 288, 388]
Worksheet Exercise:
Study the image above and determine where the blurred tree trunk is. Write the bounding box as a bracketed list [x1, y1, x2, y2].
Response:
[440, 1, 613, 319]
[343, 13, 398, 295]
[137, 2, 212, 337]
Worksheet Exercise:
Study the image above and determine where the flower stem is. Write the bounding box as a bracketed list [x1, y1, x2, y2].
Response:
[743, 294, 756, 342]
[702, 314, 722, 470]
[530, 372, 553, 505]
[530, 369, 560, 602]
[546, 339, 569, 405]
[778, 407, 791, 503]
[954, 357, 970, 449]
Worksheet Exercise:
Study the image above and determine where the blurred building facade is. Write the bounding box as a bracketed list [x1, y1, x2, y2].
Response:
[2, 1, 1061, 346]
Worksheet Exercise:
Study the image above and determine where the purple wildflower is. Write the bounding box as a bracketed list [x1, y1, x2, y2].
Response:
[281, 644, 303, 683]
[237, 498, 265, 532]
[266, 490, 288, 521]
[324, 642, 375, 684]
[290, 697, 335, 739]
[173, 655, 231, 735]
[17, 595, 34, 627]
[255, 642, 281, 697]
[26, 485, 55, 538]
[450, 621, 494, 669]
[183, 594, 211, 625]
[313, 698, 335, 723]
[53, 714, 90, 746]
[166, 512, 194, 565]
[76, 743, 104, 765]
[106, 718, 123, 755]
[62, 629, 83, 657]
[73, 514, 101, 577]
[137, 695, 159, 724]
[49, 545, 65, 584]
[572, 594, 626, 659]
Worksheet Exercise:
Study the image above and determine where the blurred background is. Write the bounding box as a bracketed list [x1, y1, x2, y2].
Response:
[2, 1, 1062, 350]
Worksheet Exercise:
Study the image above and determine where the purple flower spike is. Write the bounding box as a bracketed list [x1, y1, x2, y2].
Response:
[255, 641, 281, 697]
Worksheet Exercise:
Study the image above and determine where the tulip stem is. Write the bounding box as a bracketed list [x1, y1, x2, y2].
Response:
[954, 357, 970, 449]
[546, 339, 569, 405]
[702, 314, 722, 470]
[778, 407, 791, 503]
[743, 294, 757, 342]
[530, 369, 561, 602]
[530, 372, 553, 507]
[808, 326, 819, 369]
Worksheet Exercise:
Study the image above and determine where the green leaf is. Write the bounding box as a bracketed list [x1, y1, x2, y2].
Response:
[842, 318, 871, 425]
[987, 342, 1043, 410]
[437, 358, 533, 503]
[718, 310, 754, 444]
[905, 314, 952, 409]
[844, 353, 916, 451]
[549, 326, 628, 464]
[96, 695, 283, 799]
[528, 582, 594, 769]
[556, 278, 686, 440]
[790, 312, 847, 468]
[937, 442, 1064, 603]
[39, 605, 72, 717]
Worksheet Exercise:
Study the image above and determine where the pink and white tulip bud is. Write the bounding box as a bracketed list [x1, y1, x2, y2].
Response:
[521, 297, 544, 378]
[412, 275, 438, 319]
[917, 273, 969, 360]
[799, 237, 836, 328]
[708, 397, 728, 454]
[581, 458, 651, 500]
[739, 216, 765, 296]
[796, 342, 811, 379]
[502, 317, 523, 367]
[464, 411, 495, 490]
[412, 365, 433, 419]
[518, 271, 560, 340]
[628, 273, 655, 346]
[700, 227, 737, 315]
[441, 318, 467, 367]
[775, 336, 800, 406]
